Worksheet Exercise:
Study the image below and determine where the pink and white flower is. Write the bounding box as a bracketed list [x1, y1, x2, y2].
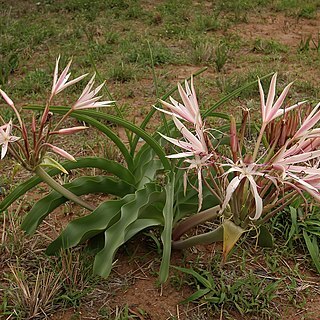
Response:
[51, 56, 88, 98]
[258, 73, 306, 125]
[156, 77, 202, 127]
[220, 161, 267, 220]
[158, 116, 210, 211]
[158, 116, 208, 158]
[0, 120, 20, 159]
[72, 73, 113, 110]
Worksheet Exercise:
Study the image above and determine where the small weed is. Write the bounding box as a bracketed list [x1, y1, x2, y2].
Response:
[297, 4, 317, 19]
[312, 33, 320, 52]
[124, 41, 173, 66]
[253, 38, 288, 54]
[108, 62, 136, 83]
[157, 0, 191, 23]
[274, 0, 318, 18]
[160, 22, 189, 39]
[148, 12, 163, 26]
[189, 38, 229, 70]
[89, 42, 113, 61]
[105, 0, 129, 9]
[298, 35, 313, 53]
[0, 106, 14, 124]
[0, 53, 19, 86]
[104, 304, 149, 320]
[105, 31, 119, 45]
[293, 80, 319, 99]
[189, 38, 214, 65]
[194, 14, 221, 32]
[56, 249, 97, 308]
[175, 266, 280, 319]
[215, 68, 270, 98]
[0, 207, 28, 256]
[215, 0, 258, 23]
[214, 42, 229, 72]
[123, 3, 145, 20]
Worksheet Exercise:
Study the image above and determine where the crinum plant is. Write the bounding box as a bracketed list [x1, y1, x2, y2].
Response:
[157, 74, 320, 262]
[4, 56, 316, 281]
[0, 56, 112, 210]
[1, 57, 211, 282]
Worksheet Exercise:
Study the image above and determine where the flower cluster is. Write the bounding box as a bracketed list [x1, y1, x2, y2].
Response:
[157, 74, 320, 226]
[0, 57, 113, 172]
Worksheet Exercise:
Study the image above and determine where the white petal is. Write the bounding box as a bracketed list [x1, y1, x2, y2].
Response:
[1, 142, 8, 159]
[220, 176, 243, 214]
[247, 175, 263, 220]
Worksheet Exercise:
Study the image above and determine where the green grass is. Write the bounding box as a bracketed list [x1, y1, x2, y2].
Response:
[252, 38, 288, 54]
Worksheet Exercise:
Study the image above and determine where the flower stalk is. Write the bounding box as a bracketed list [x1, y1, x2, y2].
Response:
[34, 165, 95, 211]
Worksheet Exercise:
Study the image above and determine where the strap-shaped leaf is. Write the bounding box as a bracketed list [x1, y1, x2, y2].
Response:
[303, 231, 320, 273]
[22, 176, 135, 234]
[0, 157, 135, 212]
[159, 172, 175, 283]
[93, 183, 164, 277]
[124, 218, 163, 241]
[46, 194, 134, 255]
[181, 288, 211, 304]
[133, 147, 163, 189]
[76, 109, 171, 171]
[173, 266, 213, 289]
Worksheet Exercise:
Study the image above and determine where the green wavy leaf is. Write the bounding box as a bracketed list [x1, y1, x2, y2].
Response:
[93, 183, 164, 277]
[22, 176, 135, 234]
[46, 195, 132, 255]
[124, 218, 163, 241]
[133, 147, 163, 189]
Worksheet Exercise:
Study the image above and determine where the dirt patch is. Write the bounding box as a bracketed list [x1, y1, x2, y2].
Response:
[228, 13, 319, 47]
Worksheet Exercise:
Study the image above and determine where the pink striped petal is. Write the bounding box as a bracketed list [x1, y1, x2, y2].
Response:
[51, 56, 88, 97]
[158, 132, 193, 151]
[280, 149, 320, 165]
[294, 102, 320, 138]
[258, 79, 266, 120]
[265, 73, 277, 119]
[266, 81, 293, 122]
[173, 117, 207, 154]
[72, 74, 112, 110]
[45, 143, 76, 161]
[0, 89, 14, 107]
[53, 126, 88, 135]
[167, 152, 195, 158]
